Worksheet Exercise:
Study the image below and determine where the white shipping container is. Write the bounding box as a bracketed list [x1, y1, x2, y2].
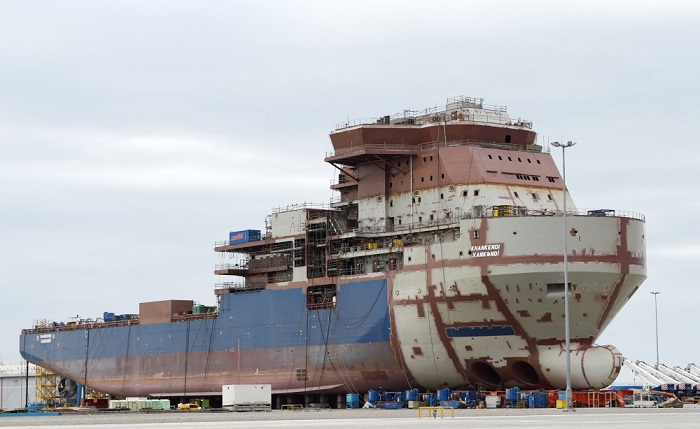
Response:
[222, 384, 271, 406]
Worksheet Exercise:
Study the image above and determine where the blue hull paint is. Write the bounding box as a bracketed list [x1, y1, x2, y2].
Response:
[20, 279, 402, 396]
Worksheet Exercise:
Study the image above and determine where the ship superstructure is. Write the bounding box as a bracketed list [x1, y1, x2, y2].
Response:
[20, 97, 646, 398]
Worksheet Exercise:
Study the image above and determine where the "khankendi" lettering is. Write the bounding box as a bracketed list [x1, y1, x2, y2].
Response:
[470, 243, 501, 258]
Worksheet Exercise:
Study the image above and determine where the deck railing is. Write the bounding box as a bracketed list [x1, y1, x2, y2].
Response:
[334, 97, 511, 131]
[213, 206, 645, 250]
[325, 139, 543, 160]
[340, 207, 645, 237]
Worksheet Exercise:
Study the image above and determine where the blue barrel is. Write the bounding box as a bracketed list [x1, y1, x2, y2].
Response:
[368, 389, 380, 404]
[505, 387, 520, 401]
[346, 393, 360, 409]
[539, 392, 549, 408]
[405, 388, 419, 401]
[529, 392, 547, 408]
[437, 388, 450, 401]
[463, 390, 477, 402]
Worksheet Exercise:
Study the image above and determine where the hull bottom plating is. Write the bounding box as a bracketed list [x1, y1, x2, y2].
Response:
[22, 342, 408, 397]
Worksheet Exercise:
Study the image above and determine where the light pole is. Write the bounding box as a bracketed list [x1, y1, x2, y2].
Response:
[651, 291, 660, 366]
[552, 140, 576, 410]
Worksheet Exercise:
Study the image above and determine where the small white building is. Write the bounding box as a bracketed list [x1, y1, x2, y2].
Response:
[0, 363, 37, 411]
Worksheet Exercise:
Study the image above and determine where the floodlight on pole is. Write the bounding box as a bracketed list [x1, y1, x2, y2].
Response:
[551, 140, 576, 410]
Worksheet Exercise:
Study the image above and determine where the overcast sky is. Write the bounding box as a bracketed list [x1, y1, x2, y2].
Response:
[2, 1, 698, 384]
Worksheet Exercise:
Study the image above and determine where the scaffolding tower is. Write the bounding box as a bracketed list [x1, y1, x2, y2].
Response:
[34, 366, 60, 406]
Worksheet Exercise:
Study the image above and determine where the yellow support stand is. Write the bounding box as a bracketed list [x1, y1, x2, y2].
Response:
[417, 406, 455, 418]
[281, 404, 304, 411]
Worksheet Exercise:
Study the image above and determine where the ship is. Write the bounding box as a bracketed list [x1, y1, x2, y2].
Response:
[20, 96, 646, 400]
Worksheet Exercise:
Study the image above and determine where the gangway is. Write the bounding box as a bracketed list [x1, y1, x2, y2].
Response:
[673, 366, 700, 384]
[656, 363, 697, 385]
[635, 361, 678, 384]
[687, 363, 700, 378]
[623, 359, 666, 386]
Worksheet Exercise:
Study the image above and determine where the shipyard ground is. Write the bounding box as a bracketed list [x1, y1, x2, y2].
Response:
[1, 405, 699, 428]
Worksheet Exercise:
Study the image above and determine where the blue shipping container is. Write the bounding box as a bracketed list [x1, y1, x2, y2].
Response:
[229, 229, 261, 245]
[346, 393, 360, 408]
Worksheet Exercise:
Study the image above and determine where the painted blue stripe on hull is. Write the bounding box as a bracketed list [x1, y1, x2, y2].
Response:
[446, 325, 515, 337]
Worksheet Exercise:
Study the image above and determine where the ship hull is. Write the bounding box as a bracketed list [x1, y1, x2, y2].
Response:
[390, 213, 645, 390]
[20, 214, 645, 396]
[21, 279, 409, 396]
[22, 343, 404, 397]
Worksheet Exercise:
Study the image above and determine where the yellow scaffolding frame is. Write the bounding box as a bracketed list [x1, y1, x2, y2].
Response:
[34, 366, 60, 406]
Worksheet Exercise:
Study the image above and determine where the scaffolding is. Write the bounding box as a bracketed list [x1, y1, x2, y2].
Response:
[34, 366, 60, 406]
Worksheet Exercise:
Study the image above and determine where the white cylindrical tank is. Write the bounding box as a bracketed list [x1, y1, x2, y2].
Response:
[538, 344, 622, 389]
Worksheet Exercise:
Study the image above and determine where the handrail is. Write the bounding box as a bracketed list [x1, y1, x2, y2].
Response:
[215, 281, 247, 289]
[213, 206, 644, 251]
[22, 318, 141, 335]
[335, 96, 512, 131]
[417, 406, 455, 418]
[22, 308, 228, 334]
[271, 202, 333, 214]
[577, 208, 646, 222]
[537, 208, 645, 222]
[214, 206, 645, 249]
[171, 312, 218, 322]
[333, 207, 644, 237]
[216, 263, 249, 270]
[326, 139, 543, 159]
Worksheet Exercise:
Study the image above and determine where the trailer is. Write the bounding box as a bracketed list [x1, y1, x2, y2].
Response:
[222, 385, 271, 412]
